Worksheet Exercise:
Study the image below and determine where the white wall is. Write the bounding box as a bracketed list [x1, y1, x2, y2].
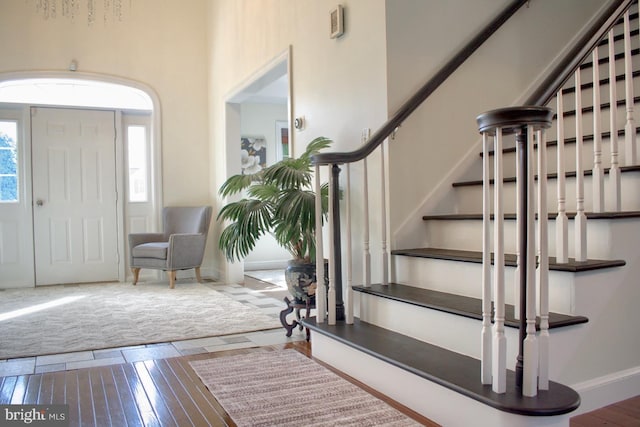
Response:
[0, 0, 214, 276]
[208, 0, 389, 283]
[385, 0, 610, 249]
[239, 102, 291, 269]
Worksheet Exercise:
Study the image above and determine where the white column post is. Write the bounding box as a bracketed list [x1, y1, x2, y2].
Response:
[523, 127, 539, 397]
[380, 142, 389, 285]
[593, 47, 604, 213]
[481, 132, 492, 385]
[624, 10, 637, 166]
[315, 164, 326, 323]
[492, 128, 506, 394]
[328, 165, 337, 325]
[556, 93, 568, 263]
[538, 128, 550, 391]
[363, 160, 371, 287]
[575, 69, 587, 262]
[345, 164, 354, 324]
[609, 30, 622, 211]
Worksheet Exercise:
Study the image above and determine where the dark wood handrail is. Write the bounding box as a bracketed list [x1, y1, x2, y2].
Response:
[312, 0, 529, 166]
[525, 0, 633, 106]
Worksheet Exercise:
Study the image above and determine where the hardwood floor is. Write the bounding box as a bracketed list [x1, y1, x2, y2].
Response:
[3, 344, 638, 427]
[0, 341, 437, 426]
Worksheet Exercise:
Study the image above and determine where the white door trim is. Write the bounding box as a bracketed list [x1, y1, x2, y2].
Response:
[0, 71, 163, 287]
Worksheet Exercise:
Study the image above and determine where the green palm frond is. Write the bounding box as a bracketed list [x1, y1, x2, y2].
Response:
[218, 173, 259, 197]
[217, 137, 332, 262]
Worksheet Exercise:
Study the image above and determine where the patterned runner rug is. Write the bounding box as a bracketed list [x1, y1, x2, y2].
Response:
[190, 349, 422, 426]
[0, 281, 281, 359]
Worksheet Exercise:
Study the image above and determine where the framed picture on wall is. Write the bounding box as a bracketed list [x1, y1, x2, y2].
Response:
[275, 120, 289, 160]
[241, 136, 267, 175]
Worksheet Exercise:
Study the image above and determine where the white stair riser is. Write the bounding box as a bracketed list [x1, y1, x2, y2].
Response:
[424, 217, 616, 260]
[392, 255, 577, 314]
[454, 171, 640, 213]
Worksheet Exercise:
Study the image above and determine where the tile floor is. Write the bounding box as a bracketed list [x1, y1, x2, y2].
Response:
[0, 271, 308, 377]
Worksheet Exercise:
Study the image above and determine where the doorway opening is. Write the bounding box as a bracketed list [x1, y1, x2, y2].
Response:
[0, 72, 162, 288]
[223, 48, 293, 284]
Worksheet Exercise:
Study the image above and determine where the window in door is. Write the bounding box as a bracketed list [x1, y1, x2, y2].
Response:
[0, 121, 18, 203]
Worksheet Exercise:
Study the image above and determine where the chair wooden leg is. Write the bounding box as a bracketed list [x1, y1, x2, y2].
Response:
[195, 267, 202, 283]
[132, 268, 141, 285]
[168, 270, 176, 289]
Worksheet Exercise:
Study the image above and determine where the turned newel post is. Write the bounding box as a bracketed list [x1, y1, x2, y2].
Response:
[477, 106, 553, 396]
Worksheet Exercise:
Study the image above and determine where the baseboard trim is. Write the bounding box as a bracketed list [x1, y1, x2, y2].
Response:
[571, 366, 640, 415]
[244, 260, 288, 271]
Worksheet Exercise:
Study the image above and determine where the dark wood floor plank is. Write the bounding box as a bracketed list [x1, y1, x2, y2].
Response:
[110, 364, 145, 427]
[122, 362, 162, 427]
[50, 370, 67, 405]
[77, 369, 96, 426]
[167, 358, 230, 427]
[98, 366, 127, 427]
[165, 358, 228, 427]
[10, 376, 29, 404]
[172, 356, 233, 426]
[22, 374, 42, 404]
[141, 360, 192, 426]
[592, 406, 640, 425]
[89, 368, 112, 427]
[612, 395, 640, 418]
[37, 371, 55, 404]
[64, 371, 81, 427]
[153, 359, 213, 427]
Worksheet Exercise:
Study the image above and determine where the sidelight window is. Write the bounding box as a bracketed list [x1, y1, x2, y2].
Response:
[0, 121, 17, 202]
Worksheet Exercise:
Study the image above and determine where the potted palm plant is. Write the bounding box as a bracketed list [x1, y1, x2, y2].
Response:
[217, 136, 331, 303]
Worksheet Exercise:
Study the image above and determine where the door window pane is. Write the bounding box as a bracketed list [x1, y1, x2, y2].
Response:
[127, 125, 148, 202]
[0, 121, 18, 202]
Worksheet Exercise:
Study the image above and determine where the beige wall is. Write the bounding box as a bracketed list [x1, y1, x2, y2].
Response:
[385, 0, 610, 249]
[208, 0, 389, 282]
[0, 0, 210, 208]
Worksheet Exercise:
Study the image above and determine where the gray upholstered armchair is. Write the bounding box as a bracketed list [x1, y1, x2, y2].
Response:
[129, 206, 213, 288]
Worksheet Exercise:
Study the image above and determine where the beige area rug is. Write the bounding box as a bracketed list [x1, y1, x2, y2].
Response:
[0, 281, 281, 360]
[190, 349, 421, 426]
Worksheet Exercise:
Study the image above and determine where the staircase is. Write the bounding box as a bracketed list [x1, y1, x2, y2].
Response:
[306, 1, 640, 426]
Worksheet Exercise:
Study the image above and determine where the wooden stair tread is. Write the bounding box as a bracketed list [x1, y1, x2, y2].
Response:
[392, 247, 626, 272]
[303, 317, 581, 417]
[352, 283, 588, 330]
[422, 210, 640, 221]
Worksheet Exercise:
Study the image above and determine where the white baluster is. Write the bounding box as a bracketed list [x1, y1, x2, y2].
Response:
[380, 141, 389, 285]
[624, 10, 637, 166]
[537, 129, 550, 391]
[363, 159, 371, 287]
[513, 127, 521, 321]
[315, 164, 326, 323]
[575, 69, 587, 262]
[593, 47, 604, 213]
[609, 30, 622, 211]
[523, 127, 539, 397]
[556, 93, 568, 263]
[492, 128, 506, 394]
[345, 164, 354, 324]
[328, 165, 337, 325]
[481, 132, 492, 385]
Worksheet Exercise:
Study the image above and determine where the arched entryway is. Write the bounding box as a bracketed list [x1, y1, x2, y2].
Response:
[0, 71, 162, 288]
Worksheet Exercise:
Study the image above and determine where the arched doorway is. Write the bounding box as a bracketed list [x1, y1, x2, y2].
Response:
[0, 72, 162, 288]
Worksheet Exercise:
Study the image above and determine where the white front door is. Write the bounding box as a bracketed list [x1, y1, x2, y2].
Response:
[31, 107, 119, 285]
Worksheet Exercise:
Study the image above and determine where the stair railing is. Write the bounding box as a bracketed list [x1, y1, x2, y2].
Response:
[477, 107, 553, 396]
[311, 0, 530, 324]
[476, 0, 635, 397]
